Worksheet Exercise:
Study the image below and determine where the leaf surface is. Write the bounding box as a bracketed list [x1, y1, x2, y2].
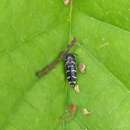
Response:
[0, 0, 130, 130]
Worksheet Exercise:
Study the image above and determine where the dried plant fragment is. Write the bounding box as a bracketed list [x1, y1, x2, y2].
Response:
[78, 63, 86, 73]
[81, 108, 91, 116]
[74, 84, 80, 93]
[36, 37, 77, 78]
[64, 0, 71, 5]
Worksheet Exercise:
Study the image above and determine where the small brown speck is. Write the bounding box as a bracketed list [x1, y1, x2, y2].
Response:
[68, 104, 77, 114]
[78, 63, 86, 73]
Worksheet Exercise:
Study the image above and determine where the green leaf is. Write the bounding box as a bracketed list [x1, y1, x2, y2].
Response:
[0, 0, 130, 130]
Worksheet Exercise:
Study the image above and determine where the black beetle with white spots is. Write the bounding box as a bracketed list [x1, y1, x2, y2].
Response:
[64, 53, 77, 87]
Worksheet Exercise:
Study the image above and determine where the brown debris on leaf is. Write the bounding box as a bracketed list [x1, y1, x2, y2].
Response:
[36, 37, 77, 78]
[68, 103, 78, 114]
[78, 63, 86, 73]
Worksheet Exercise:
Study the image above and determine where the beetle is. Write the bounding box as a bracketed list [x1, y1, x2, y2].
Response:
[64, 53, 77, 88]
